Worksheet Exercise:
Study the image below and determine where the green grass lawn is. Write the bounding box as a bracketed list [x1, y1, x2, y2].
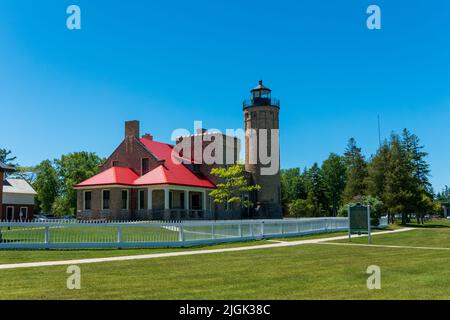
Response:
[0, 231, 350, 264]
[0, 224, 449, 299]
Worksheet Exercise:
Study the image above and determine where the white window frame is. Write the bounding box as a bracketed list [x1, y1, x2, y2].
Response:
[83, 190, 92, 211]
[19, 207, 28, 220]
[121, 189, 129, 210]
[101, 189, 110, 210]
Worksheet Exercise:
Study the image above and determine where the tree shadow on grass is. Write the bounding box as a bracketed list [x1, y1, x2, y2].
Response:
[402, 223, 450, 229]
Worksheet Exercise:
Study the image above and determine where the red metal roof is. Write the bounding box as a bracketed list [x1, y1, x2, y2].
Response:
[75, 167, 139, 187]
[136, 138, 215, 188]
[75, 138, 215, 189]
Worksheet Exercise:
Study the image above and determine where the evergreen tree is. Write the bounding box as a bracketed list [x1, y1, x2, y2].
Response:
[321, 153, 347, 216]
[366, 141, 390, 200]
[305, 163, 328, 216]
[343, 138, 368, 202]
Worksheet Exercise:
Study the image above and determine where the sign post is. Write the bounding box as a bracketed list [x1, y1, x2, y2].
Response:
[348, 203, 372, 243]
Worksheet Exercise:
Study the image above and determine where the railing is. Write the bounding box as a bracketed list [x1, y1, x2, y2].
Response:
[243, 97, 280, 108]
[0, 217, 350, 249]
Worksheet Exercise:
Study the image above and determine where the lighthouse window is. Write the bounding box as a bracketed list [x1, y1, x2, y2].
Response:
[251, 112, 257, 127]
[260, 111, 267, 128]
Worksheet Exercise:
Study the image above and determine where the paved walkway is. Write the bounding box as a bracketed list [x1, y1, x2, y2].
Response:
[0, 228, 415, 270]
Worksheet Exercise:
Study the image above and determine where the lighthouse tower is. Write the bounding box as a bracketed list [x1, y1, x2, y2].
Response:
[244, 81, 282, 218]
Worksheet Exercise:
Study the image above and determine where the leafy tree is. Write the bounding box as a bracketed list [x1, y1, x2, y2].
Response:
[321, 153, 347, 216]
[52, 197, 72, 218]
[280, 168, 307, 212]
[209, 164, 261, 210]
[343, 138, 368, 202]
[54, 152, 103, 215]
[33, 160, 60, 214]
[288, 198, 315, 218]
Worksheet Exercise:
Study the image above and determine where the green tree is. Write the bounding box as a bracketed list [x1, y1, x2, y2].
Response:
[343, 138, 368, 202]
[383, 134, 416, 224]
[209, 164, 261, 210]
[321, 153, 347, 216]
[0, 149, 17, 166]
[33, 160, 60, 214]
[366, 142, 390, 200]
[288, 198, 315, 217]
[55, 152, 103, 215]
[280, 168, 307, 213]
[304, 163, 328, 216]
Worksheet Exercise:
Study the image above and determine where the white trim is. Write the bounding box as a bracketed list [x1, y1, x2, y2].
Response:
[74, 184, 215, 191]
[19, 207, 28, 220]
[83, 190, 92, 211]
[164, 188, 170, 210]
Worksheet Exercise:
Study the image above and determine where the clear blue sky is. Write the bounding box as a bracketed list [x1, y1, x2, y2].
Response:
[0, 0, 449, 192]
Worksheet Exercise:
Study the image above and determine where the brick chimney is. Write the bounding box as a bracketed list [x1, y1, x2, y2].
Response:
[125, 120, 140, 139]
[142, 133, 153, 141]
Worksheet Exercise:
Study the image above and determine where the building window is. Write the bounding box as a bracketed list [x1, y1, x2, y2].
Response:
[260, 111, 267, 128]
[121, 190, 129, 210]
[138, 190, 145, 210]
[251, 112, 257, 127]
[142, 158, 150, 175]
[20, 207, 28, 220]
[6, 206, 14, 221]
[191, 193, 201, 210]
[180, 192, 185, 209]
[169, 191, 173, 209]
[84, 191, 92, 211]
[112, 161, 119, 167]
[102, 190, 110, 210]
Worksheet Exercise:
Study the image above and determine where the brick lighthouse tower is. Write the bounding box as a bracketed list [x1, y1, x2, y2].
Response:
[244, 81, 282, 218]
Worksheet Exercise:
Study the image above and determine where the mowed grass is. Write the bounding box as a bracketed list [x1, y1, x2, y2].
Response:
[0, 231, 349, 264]
[0, 226, 450, 299]
[334, 220, 450, 248]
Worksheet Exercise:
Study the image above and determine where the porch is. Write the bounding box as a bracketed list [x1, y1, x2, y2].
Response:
[134, 185, 212, 220]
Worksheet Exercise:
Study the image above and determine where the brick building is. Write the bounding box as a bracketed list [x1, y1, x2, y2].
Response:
[75, 81, 282, 220]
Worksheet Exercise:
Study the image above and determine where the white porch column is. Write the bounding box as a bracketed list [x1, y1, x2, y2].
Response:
[184, 190, 189, 211]
[147, 189, 153, 210]
[164, 188, 170, 210]
[202, 190, 207, 211]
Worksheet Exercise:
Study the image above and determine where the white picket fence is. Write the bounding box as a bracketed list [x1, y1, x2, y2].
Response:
[0, 217, 386, 249]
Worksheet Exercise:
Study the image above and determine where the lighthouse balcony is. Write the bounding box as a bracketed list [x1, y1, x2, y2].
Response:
[243, 97, 280, 109]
